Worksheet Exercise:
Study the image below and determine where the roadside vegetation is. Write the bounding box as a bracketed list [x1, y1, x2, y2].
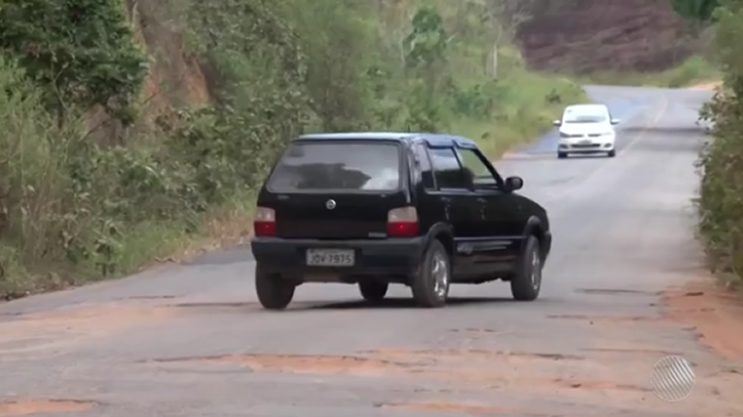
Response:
[687, 0, 743, 286]
[584, 55, 720, 88]
[0, 0, 584, 299]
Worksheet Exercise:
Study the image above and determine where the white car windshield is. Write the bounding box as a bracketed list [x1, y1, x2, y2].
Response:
[563, 108, 609, 124]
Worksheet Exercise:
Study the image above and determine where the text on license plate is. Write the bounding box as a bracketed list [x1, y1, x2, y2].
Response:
[306, 249, 355, 266]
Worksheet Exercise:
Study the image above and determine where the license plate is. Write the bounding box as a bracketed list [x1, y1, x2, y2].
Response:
[579, 139, 591, 144]
[306, 249, 355, 266]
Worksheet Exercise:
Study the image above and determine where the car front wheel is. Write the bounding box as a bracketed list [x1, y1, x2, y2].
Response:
[359, 281, 388, 302]
[510, 235, 542, 301]
[607, 149, 616, 157]
[557, 152, 567, 159]
[411, 240, 450, 308]
[255, 264, 296, 310]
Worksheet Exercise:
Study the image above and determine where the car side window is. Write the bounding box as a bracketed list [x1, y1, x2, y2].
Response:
[429, 147, 471, 190]
[412, 143, 436, 189]
[457, 148, 503, 189]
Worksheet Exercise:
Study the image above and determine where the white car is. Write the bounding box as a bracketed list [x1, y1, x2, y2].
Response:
[553, 104, 619, 158]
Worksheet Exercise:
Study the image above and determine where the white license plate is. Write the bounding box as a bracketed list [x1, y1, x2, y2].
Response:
[306, 249, 355, 266]
[579, 139, 591, 144]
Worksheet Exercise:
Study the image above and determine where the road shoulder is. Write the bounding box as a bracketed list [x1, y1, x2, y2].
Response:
[664, 274, 743, 362]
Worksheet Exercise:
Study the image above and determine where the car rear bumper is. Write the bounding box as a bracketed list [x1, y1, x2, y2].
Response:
[251, 237, 426, 281]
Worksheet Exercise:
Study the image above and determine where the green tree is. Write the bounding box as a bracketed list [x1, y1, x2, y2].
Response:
[275, 0, 378, 131]
[404, 6, 449, 71]
[402, 6, 450, 132]
[0, 0, 148, 125]
[672, 0, 719, 21]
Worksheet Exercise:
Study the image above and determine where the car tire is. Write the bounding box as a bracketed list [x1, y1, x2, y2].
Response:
[359, 281, 388, 302]
[607, 149, 616, 157]
[255, 264, 295, 310]
[411, 240, 450, 308]
[510, 235, 542, 301]
[557, 152, 567, 159]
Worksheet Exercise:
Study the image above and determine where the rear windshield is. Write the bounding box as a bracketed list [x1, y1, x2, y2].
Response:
[563, 107, 608, 123]
[266, 141, 401, 192]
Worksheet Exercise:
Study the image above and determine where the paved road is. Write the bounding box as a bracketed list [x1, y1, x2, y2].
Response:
[0, 85, 739, 417]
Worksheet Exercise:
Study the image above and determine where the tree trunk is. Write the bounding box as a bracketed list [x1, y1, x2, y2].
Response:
[485, 41, 498, 78]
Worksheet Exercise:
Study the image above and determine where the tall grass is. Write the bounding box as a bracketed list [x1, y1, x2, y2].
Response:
[583, 56, 720, 88]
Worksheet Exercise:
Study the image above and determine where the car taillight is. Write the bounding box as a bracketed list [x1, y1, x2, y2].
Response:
[387, 206, 419, 237]
[253, 207, 276, 237]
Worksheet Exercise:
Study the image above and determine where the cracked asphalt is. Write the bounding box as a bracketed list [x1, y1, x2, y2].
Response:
[1, 85, 740, 417]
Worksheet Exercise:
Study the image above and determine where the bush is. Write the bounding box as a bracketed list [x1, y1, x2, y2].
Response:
[667, 56, 718, 87]
[0, 55, 217, 297]
[696, 0, 743, 285]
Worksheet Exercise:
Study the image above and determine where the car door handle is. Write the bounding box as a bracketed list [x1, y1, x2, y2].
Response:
[440, 196, 452, 202]
[476, 197, 487, 203]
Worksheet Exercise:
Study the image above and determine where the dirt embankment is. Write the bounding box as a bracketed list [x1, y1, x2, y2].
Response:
[516, 0, 699, 73]
[86, 0, 214, 144]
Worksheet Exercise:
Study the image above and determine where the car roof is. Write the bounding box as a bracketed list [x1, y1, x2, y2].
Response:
[295, 132, 479, 148]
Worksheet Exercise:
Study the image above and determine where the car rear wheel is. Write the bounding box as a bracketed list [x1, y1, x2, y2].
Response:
[255, 264, 296, 310]
[510, 236, 542, 301]
[411, 240, 450, 308]
[359, 281, 388, 302]
[557, 152, 567, 159]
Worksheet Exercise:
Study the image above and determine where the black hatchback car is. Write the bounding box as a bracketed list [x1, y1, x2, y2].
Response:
[250, 132, 552, 310]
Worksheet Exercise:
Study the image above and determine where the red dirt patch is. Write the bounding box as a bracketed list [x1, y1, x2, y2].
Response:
[0, 302, 175, 354]
[0, 399, 94, 416]
[664, 278, 743, 361]
[149, 349, 653, 405]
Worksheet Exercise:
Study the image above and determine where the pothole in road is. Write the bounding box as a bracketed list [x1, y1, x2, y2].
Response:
[123, 295, 176, 300]
[147, 350, 651, 401]
[367, 348, 585, 361]
[168, 302, 257, 310]
[149, 353, 419, 376]
[546, 314, 660, 323]
[581, 347, 683, 356]
[380, 402, 545, 416]
[147, 349, 587, 380]
[576, 288, 661, 296]
[379, 377, 650, 414]
[449, 328, 499, 334]
[547, 377, 650, 392]
[0, 399, 96, 416]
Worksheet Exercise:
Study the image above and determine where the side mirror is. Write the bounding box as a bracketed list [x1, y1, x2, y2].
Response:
[552, 120, 562, 126]
[610, 118, 620, 125]
[504, 176, 523, 192]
